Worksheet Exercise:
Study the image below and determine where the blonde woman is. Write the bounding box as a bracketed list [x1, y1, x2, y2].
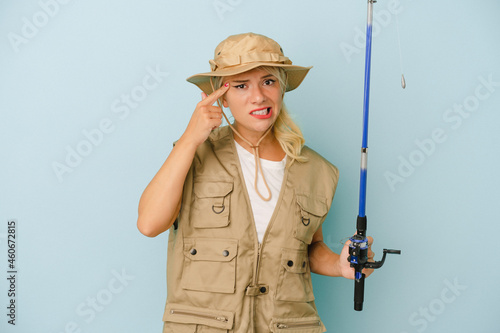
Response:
[138, 32, 374, 332]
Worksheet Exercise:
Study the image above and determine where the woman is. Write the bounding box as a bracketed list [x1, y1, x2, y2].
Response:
[138, 32, 374, 332]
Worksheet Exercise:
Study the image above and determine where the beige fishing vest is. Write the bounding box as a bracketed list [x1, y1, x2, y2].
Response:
[163, 126, 339, 333]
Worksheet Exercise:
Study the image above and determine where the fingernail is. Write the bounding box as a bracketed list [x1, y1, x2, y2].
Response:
[224, 82, 229, 87]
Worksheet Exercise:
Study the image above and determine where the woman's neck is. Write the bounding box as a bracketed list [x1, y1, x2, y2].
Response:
[233, 128, 285, 161]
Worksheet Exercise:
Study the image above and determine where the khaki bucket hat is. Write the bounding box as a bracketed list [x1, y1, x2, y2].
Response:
[186, 32, 312, 95]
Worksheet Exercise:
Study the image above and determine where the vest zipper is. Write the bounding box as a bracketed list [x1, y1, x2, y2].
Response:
[253, 163, 290, 286]
[255, 242, 262, 281]
[170, 309, 228, 323]
[276, 320, 321, 329]
[230, 134, 292, 331]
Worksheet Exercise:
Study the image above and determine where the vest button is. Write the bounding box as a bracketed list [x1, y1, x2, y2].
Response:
[222, 250, 229, 257]
[260, 286, 267, 293]
[302, 261, 306, 268]
[190, 249, 197, 255]
[287, 260, 294, 267]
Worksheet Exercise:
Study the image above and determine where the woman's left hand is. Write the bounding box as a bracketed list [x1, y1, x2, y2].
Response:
[338, 235, 375, 280]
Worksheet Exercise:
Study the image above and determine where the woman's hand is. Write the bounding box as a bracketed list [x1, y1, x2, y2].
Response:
[179, 83, 230, 148]
[308, 227, 376, 280]
[338, 235, 375, 279]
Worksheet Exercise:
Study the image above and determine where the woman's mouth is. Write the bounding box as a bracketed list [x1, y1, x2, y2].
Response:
[250, 107, 272, 119]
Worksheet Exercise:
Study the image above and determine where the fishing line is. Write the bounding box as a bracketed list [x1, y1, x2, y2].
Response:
[395, 9, 406, 89]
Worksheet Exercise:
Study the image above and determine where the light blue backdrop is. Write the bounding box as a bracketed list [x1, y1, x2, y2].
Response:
[1, 0, 499, 332]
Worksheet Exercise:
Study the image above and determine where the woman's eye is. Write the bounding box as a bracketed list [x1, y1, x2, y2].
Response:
[263, 79, 276, 86]
[234, 84, 246, 89]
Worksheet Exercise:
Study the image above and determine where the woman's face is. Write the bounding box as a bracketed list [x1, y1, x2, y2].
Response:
[222, 68, 282, 138]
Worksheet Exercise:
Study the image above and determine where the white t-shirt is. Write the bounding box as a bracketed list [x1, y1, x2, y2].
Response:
[234, 140, 287, 243]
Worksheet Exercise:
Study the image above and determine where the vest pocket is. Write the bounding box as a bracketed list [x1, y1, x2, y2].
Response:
[163, 303, 234, 332]
[294, 194, 328, 244]
[181, 238, 238, 293]
[192, 181, 233, 228]
[270, 316, 325, 332]
[275, 248, 314, 302]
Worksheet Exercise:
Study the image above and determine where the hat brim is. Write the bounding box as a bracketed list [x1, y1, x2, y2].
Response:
[186, 62, 312, 95]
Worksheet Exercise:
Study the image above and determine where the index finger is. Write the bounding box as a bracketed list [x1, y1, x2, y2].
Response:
[201, 83, 230, 105]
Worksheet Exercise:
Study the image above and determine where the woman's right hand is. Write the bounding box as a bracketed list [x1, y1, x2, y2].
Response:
[180, 83, 230, 147]
[137, 83, 230, 237]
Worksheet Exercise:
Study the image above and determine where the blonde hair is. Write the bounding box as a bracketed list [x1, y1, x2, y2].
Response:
[213, 66, 308, 162]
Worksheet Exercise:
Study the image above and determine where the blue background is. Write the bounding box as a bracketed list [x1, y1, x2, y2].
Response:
[1, 0, 499, 332]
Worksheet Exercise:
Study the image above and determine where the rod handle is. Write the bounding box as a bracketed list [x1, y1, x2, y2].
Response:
[354, 273, 365, 311]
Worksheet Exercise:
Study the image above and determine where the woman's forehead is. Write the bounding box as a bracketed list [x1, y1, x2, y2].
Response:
[226, 68, 275, 81]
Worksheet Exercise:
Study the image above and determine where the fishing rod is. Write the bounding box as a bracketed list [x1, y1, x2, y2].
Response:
[347, 0, 401, 311]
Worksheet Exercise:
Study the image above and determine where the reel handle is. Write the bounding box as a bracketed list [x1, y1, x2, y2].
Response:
[365, 249, 402, 269]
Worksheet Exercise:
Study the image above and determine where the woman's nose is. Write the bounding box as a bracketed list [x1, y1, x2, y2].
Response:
[250, 86, 266, 104]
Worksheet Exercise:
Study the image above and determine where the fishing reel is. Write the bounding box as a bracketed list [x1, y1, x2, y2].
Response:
[347, 215, 401, 311]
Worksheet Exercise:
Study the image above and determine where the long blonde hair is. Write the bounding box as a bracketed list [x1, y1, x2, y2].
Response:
[213, 66, 308, 162]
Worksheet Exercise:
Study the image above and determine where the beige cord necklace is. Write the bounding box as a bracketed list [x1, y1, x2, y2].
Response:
[210, 78, 274, 201]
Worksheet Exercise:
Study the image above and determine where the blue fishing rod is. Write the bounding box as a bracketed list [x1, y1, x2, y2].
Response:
[347, 0, 401, 311]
